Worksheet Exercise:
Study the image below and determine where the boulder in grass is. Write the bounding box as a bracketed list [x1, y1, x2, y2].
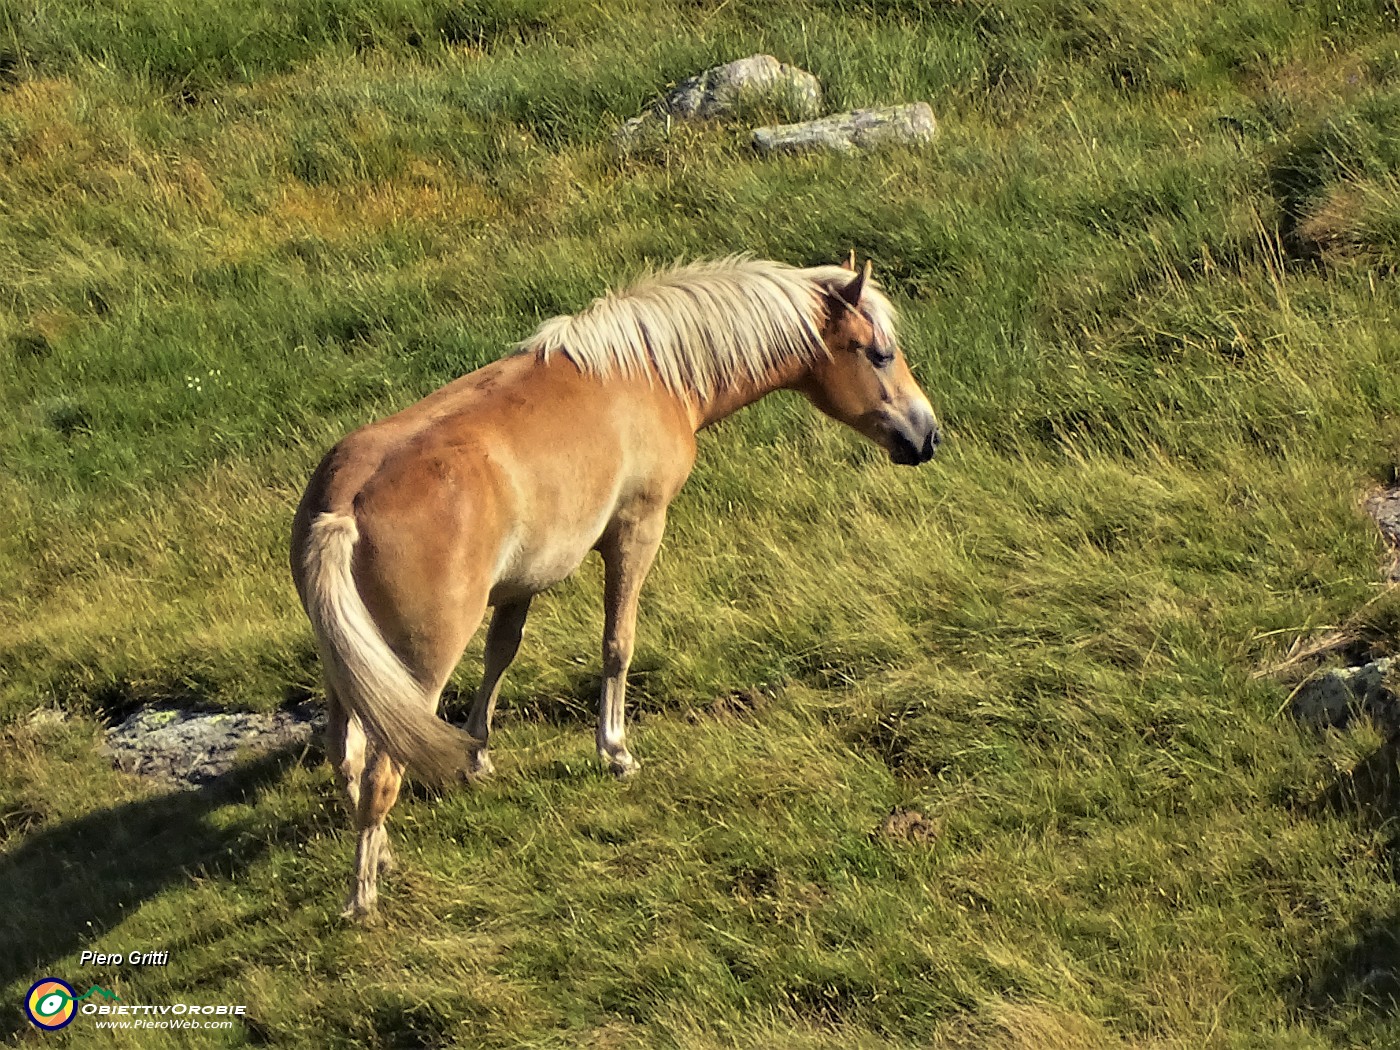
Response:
[106, 706, 321, 788]
[616, 55, 823, 148]
[1291, 657, 1400, 734]
[752, 102, 938, 156]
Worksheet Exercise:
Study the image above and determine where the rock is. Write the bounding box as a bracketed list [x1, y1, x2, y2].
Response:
[105, 707, 322, 788]
[657, 55, 822, 121]
[1291, 657, 1399, 733]
[1366, 484, 1400, 582]
[752, 103, 938, 156]
[616, 55, 822, 147]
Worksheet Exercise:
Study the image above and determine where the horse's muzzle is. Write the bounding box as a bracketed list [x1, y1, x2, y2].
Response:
[889, 424, 940, 466]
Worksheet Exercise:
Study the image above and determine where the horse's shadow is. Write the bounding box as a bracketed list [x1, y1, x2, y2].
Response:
[0, 745, 310, 996]
[1299, 738, 1400, 1016]
[439, 656, 671, 729]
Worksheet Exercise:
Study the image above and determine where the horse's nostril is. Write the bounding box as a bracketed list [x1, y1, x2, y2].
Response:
[921, 431, 937, 461]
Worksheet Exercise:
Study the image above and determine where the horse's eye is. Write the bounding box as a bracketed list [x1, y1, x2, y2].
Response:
[866, 345, 894, 368]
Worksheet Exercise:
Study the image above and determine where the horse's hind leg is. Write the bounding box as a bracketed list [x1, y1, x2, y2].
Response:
[343, 748, 406, 920]
[339, 593, 489, 920]
[325, 685, 366, 814]
[328, 686, 398, 914]
[465, 598, 532, 776]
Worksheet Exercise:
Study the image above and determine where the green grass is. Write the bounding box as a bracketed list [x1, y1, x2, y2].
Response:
[3, 0, 1400, 1045]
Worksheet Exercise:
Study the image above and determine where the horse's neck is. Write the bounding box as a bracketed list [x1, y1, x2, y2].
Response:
[690, 356, 810, 431]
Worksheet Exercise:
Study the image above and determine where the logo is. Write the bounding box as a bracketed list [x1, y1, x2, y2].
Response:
[24, 979, 119, 1030]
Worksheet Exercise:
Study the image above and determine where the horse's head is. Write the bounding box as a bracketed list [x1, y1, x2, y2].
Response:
[800, 256, 941, 466]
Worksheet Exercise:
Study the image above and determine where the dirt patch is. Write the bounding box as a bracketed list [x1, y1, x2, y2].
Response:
[687, 686, 776, 724]
[105, 707, 322, 788]
[711, 687, 772, 719]
[876, 807, 940, 844]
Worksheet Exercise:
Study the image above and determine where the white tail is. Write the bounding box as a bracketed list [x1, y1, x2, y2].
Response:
[301, 512, 474, 787]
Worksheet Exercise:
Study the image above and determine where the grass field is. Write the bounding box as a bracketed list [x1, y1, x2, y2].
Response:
[4, 0, 1400, 1045]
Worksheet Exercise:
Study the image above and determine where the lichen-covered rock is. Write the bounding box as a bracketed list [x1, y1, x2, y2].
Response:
[105, 707, 322, 788]
[616, 55, 822, 148]
[752, 103, 938, 156]
[1290, 657, 1398, 732]
[1366, 484, 1400, 582]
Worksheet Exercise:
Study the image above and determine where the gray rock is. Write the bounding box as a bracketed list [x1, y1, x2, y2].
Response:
[1291, 657, 1398, 731]
[105, 707, 322, 788]
[1366, 484, 1400, 582]
[752, 102, 938, 156]
[617, 55, 822, 147]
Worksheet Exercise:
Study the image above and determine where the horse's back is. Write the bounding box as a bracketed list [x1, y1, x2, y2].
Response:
[294, 352, 696, 612]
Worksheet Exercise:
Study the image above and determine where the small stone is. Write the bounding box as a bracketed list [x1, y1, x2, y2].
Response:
[752, 102, 938, 156]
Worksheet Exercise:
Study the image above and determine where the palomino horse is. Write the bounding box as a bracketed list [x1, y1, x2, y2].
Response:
[291, 255, 940, 917]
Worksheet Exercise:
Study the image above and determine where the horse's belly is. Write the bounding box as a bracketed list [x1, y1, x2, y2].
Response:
[487, 533, 597, 605]
[484, 464, 654, 606]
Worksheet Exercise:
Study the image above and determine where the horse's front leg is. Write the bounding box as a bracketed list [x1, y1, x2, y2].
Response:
[596, 509, 667, 777]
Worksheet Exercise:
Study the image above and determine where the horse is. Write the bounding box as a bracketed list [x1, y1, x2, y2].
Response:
[290, 254, 940, 918]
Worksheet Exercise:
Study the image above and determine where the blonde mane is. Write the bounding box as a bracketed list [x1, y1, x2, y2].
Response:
[513, 257, 898, 403]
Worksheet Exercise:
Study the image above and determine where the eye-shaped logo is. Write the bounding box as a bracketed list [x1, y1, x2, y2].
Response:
[25, 978, 77, 1030]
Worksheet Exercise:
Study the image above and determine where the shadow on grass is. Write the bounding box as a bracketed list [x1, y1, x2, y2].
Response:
[1300, 738, 1400, 1017]
[0, 746, 306, 999]
[439, 656, 672, 729]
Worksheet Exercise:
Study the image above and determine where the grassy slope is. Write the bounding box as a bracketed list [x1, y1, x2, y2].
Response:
[3, 0, 1400, 1045]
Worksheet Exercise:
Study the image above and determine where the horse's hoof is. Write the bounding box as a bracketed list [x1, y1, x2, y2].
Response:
[339, 899, 378, 924]
[606, 753, 640, 779]
[467, 750, 495, 779]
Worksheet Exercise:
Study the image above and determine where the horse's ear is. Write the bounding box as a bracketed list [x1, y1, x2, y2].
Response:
[838, 259, 871, 306]
[843, 249, 857, 272]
